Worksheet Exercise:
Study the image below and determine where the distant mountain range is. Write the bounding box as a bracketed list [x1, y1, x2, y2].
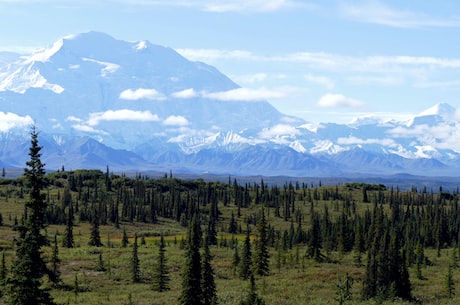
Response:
[1, 32, 460, 177]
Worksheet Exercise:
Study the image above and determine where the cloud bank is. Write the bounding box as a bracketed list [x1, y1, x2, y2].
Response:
[119, 88, 165, 101]
[87, 109, 160, 126]
[316, 93, 365, 108]
[0, 112, 33, 132]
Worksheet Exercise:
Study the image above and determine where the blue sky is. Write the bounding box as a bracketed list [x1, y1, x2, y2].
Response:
[1, 0, 460, 123]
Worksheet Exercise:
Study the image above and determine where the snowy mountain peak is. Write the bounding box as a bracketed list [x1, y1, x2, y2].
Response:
[418, 102, 455, 119]
[406, 102, 456, 127]
[26, 39, 64, 63]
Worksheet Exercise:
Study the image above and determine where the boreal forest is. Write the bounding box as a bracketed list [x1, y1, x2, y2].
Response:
[0, 132, 460, 305]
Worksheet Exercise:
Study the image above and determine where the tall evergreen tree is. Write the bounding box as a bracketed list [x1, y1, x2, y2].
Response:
[62, 204, 74, 248]
[121, 227, 129, 248]
[50, 234, 61, 287]
[446, 264, 455, 298]
[6, 127, 55, 305]
[307, 211, 322, 262]
[228, 211, 237, 234]
[88, 211, 102, 247]
[201, 240, 217, 305]
[179, 214, 203, 305]
[239, 227, 252, 280]
[253, 208, 270, 276]
[132, 233, 140, 283]
[0, 251, 7, 296]
[152, 233, 170, 292]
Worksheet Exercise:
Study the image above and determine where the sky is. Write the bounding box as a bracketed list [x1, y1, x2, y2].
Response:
[1, 0, 459, 124]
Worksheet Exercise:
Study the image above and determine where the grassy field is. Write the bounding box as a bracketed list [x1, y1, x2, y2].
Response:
[0, 179, 459, 305]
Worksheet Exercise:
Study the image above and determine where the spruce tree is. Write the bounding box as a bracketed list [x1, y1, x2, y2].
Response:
[152, 233, 170, 292]
[88, 212, 102, 247]
[239, 227, 252, 280]
[201, 240, 217, 305]
[132, 233, 140, 283]
[50, 234, 61, 287]
[0, 251, 7, 296]
[446, 264, 455, 298]
[62, 204, 74, 248]
[179, 214, 202, 305]
[307, 211, 322, 262]
[6, 128, 55, 305]
[121, 227, 129, 248]
[253, 208, 270, 276]
[228, 211, 237, 234]
[335, 273, 352, 305]
[95, 253, 106, 272]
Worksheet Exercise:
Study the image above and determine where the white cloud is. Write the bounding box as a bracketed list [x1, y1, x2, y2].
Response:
[233, 73, 268, 84]
[163, 115, 189, 126]
[178, 48, 460, 77]
[258, 124, 300, 139]
[171, 88, 198, 99]
[337, 136, 396, 147]
[66, 115, 82, 122]
[87, 109, 160, 126]
[71, 124, 109, 135]
[0, 112, 33, 132]
[119, 88, 165, 101]
[316, 93, 365, 108]
[341, 1, 460, 28]
[176, 48, 254, 62]
[204, 0, 313, 13]
[204, 87, 286, 101]
[304, 74, 335, 89]
[387, 123, 460, 152]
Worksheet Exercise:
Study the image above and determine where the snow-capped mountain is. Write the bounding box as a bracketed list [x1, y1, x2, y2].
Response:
[0, 32, 459, 177]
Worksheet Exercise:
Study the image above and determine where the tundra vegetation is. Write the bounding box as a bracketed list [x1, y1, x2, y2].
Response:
[0, 133, 460, 304]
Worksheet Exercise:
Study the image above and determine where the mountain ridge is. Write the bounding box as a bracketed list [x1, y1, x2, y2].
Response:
[0, 32, 460, 177]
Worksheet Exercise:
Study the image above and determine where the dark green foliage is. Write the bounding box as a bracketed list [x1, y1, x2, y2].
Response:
[132, 233, 140, 283]
[95, 253, 106, 272]
[228, 211, 237, 234]
[253, 208, 269, 276]
[363, 204, 412, 301]
[50, 234, 61, 286]
[179, 214, 202, 305]
[62, 205, 74, 248]
[335, 273, 352, 305]
[121, 227, 129, 248]
[201, 241, 217, 305]
[0, 251, 7, 295]
[88, 212, 102, 247]
[152, 234, 170, 292]
[239, 228, 252, 280]
[307, 210, 322, 262]
[446, 264, 455, 298]
[6, 128, 55, 305]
